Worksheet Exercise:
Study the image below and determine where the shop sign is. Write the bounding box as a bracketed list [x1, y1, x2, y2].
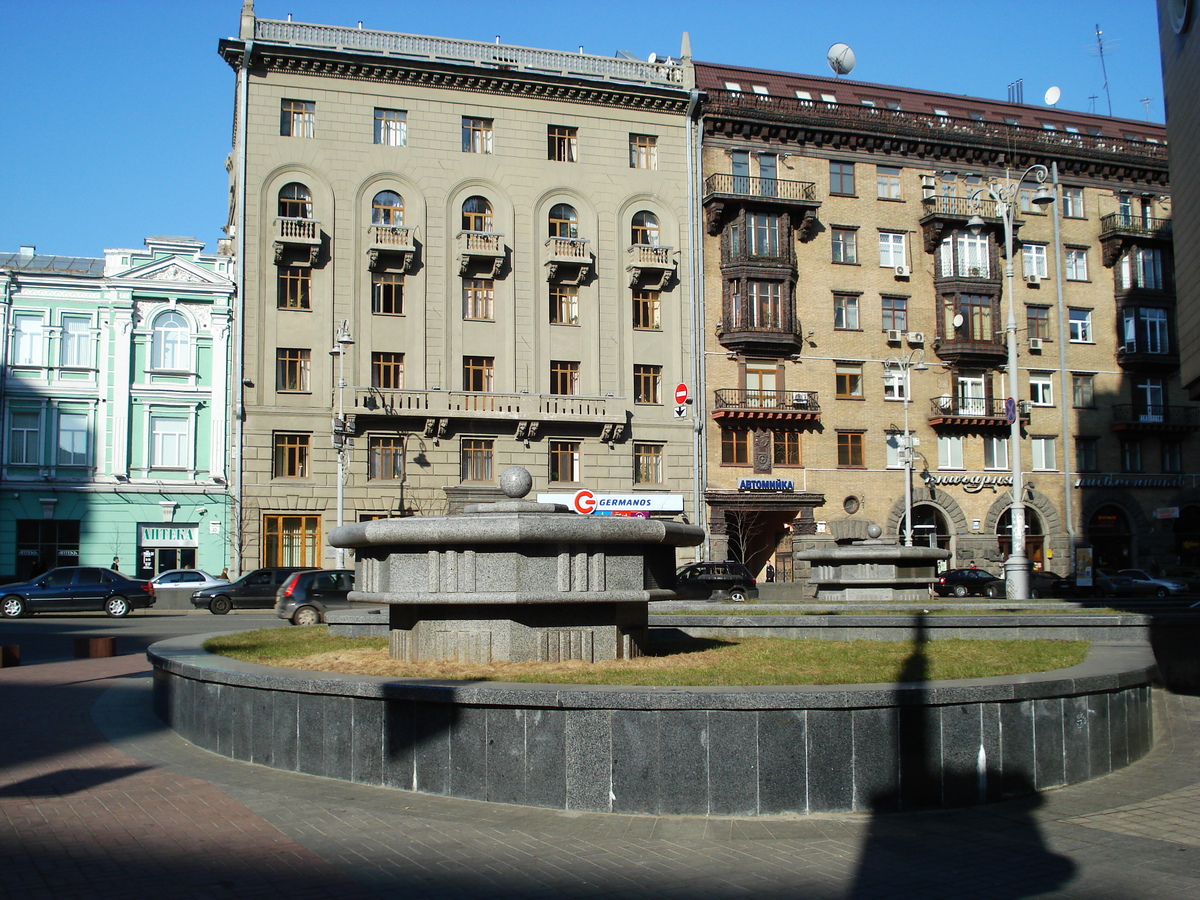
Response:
[537, 493, 685, 513]
[921, 473, 1012, 493]
[138, 525, 199, 547]
[737, 478, 794, 492]
[1155, 507, 1181, 519]
[1074, 476, 1184, 488]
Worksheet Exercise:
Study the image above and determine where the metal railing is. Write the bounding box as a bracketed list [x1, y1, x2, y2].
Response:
[713, 389, 819, 413]
[255, 20, 684, 85]
[352, 388, 617, 419]
[921, 196, 999, 219]
[1111, 405, 1199, 428]
[928, 396, 1009, 418]
[1099, 213, 1173, 238]
[275, 217, 319, 241]
[703, 173, 818, 202]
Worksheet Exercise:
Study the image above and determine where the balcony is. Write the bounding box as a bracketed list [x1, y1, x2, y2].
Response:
[544, 237, 592, 285]
[626, 244, 676, 290]
[1116, 345, 1179, 374]
[273, 216, 321, 265]
[367, 225, 416, 272]
[1111, 404, 1200, 432]
[702, 174, 821, 239]
[455, 231, 505, 277]
[918, 196, 1020, 254]
[927, 396, 1029, 429]
[1100, 213, 1173, 267]
[711, 389, 820, 423]
[931, 334, 1006, 368]
[716, 309, 802, 357]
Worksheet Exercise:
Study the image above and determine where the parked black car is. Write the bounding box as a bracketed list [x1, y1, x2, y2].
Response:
[275, 569, 357, 625]
[0, 566, 155, 617]
[982, 570, 1066, 599]
[933, 568, 1000, 597]
[675, 561, 759, 603]
[191, 566, 317, 614]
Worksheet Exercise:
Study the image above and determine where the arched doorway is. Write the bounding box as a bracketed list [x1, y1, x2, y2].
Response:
[998, 508, 1045, 569]
[1174, 504, 1200, 567]
[905, 504, 952, 568]
[1087, 505, 1132, 569]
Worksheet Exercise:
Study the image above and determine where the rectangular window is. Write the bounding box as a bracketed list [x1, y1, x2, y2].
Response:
[830, 161, 855, 195]
[276, 348, 311, 392]
[885, 431, 914, 469]
[747, 212, 781, 256]
[630, 134, 657, 169]
[883, 368, 909, 401]
[462, 356, 494, 392]
[834, 294, 860, 330]
[374, 108, 407, 146]
[372, 272, 404, 315]
[950, 294, 994, 342]
[1061, 187, 1084, 218]
[277, 266, 311, 309]
[1027, 306, 1050, 340]
[13, 315, 43, 366]
[1120, 247, 1165, 290]
[774, 431, 802, 466]
[368, 436, 405, 480]
[549, 440, 581, 483]
[1163, 440, 1183, 474]
[1065, 248, 1088, 281]
[150, 417, 189, 469]
[984, 436, 1009, 470]
[744, 281, 784, 328]
[881, 295, 908, 332]
[879, 232, 906, 267]
[634, 443, 664, 484]
[547, 125, 578, 162]
[876, 165, 901, 199]
[371, 352, 405, 390]
[1122, 308, 1170, 354]
[633, 290, 661, 330]
[837, 432, 865, 468]
[634, 364, 662, 404]
[262, 515, 321, 567]
[272, 433, 310, 478]
[1022, 244, 1048, 278]
[831, 227, 858, 264]
[280, 99, 314, 137]
[1069, 308, 1092, 343]
[463, 278, 494, 320]
[1031, 437, 1056, 471]
[722, 430, 751, 465]
[1029, 373, 1053, 406]
[1072, 374, 1095, 408]
[461, 439, 494, 481]
[1121, 439, 1143, 473]
[462, 117, 493, 153]
[1076, 437, 1098, 473]
[836, 363, 863, 398]
[939, 232, 990, 277]
[60, 316, 91, 368]
[550, 360, 580, 396]
[938, 435, 964, 469]
[9, 411, 41, 465]
[549, 285, 579, 325]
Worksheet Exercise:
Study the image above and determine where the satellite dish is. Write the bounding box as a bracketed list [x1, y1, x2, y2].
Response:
[827, 43, 856, 77]
[953, 313, 965, 329]
[1044, 85, 1061, 106]
[648, 52, 659, 64]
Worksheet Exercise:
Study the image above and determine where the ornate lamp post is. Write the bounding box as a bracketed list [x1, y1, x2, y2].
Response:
[883, 350, 927, 546]
[968, 166, 1054, 600]
[330, 321, 354, 568]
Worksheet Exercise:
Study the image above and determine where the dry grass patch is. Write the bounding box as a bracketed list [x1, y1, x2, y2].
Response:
[205, 629, 1089, 686]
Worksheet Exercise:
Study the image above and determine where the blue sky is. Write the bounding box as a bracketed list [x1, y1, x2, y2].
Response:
[0, 0, 1165, 259]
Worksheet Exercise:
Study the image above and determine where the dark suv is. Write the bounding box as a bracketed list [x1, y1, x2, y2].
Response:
[675, 561, 759, 603]
[191, 566, 316, 614]
[275, 569, 357, 625]
[0, 567, 155, 618]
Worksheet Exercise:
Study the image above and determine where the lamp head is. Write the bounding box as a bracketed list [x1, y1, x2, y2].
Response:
[967, 214, 986, 235]
[1032, 186, 1054, 207]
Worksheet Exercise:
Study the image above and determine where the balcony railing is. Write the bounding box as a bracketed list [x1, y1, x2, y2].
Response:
[927, 396, 1028, 422]
[713, 389, 820, 414]
[1111, 404, 1200, 430]
[275, 217, 319, 242]
[369, 225, 415, 248]
[626, 244, 675, 289]
[351, 387, 620, 421]
[1100, 213, 1173, 239]
[545, 237, 589, 260]
[544, 237, 593, 284]
[703, 173, 818, 203]
[456, 231, 505, 276]
[921, 196, 999, 219]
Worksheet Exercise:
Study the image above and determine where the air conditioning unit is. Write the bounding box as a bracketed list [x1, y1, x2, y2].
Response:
[887, 329, 903, 343]
[894, 265, 912, 277]
[1028, 337, 1044, 351]
[1026, 274, 1042, 285]
[906, 331, 925, 344]
[1018, 400, 1034, 415]
[791, 391, 809, 407]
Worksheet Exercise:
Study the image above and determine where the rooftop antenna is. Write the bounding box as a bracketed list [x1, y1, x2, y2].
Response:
[826, 43, 856, 78]
[1094, 24, 1114, 117]
[1007, 79, 1024, 104]
[1087, 94, 1099, 114]
[1141, 97, 1152, 120]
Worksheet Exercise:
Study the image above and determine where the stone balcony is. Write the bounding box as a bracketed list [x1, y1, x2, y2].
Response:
[455, 231, 505, 277]
[701, 173, 821, 240]
[367, 225, 416, 272]
[273, 216, 321, 265]
[626, 244, 675, 290]
[544, 237, 592, 285]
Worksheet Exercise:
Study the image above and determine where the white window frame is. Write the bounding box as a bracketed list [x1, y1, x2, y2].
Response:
[1029, 373, 1054, 406]
[1069, 308, 1093, 343]
[151, 311, 191, 371]
[1022, 244, 1048, 278]
[8, 409, 42, 465]
[834, 294, 859, 330]
[60, 316, 91, 368]
[1061, 187, 1084, 218]
[885, 431, 913, 469]
[13, 314, 44, 366]
[883, 368, 909, 401]
[57, 411, 89, 466]
[1031, 437, 1056, 471]
[984, 436, 1009, 470]
[1065, 248, 1088, 281]
[879, 232, 906, 267]
[937, 435, 964, 470]
[149, 416, 190, 469]
[374, 108, 407, 146]
[940, 232, 990, 277]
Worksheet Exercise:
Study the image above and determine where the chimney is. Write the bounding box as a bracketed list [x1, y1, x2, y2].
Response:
[19, 244, 35, 257]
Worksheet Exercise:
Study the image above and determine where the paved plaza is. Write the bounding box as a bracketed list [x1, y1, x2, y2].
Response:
[2, 647, 1199, 898]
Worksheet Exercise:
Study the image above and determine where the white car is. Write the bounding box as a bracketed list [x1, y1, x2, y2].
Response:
[150, 569, 227, 591]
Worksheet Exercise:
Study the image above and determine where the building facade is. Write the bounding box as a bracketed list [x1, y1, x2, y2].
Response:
[692, 63, 1198, 579]
[220, 7, 699, 571]
[0, 237, 234, 580]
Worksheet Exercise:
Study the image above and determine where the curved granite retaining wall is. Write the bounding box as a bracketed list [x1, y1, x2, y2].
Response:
[148, 635, 1155, 816]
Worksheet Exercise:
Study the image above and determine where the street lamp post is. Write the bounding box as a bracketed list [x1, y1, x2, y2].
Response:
[968, 166, 1054, 600]
[330, 321, 354, 568]
[883, 351, 927, 546]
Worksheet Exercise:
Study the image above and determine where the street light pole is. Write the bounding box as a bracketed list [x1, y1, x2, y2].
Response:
[883, 350, 927, 547]
[969, 166, 1053, 600]
[330, 321, 354, 568]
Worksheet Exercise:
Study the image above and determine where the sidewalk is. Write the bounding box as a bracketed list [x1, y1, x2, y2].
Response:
[3, 653, 1200, 898]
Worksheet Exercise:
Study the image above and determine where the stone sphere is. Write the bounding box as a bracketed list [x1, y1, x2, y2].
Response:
[499, 466, 533, 499]
[866, 523, 883, 539]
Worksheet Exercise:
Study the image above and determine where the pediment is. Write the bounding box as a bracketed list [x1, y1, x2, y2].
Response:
[113, 256, 229, 286]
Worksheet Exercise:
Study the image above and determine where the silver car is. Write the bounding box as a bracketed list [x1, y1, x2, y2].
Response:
[1118, 569, 1189, 597]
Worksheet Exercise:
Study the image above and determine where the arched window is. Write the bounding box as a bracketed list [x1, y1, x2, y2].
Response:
[278, 183, 313, 219]
[151, 311, 190, 370]
[631, 211, 659, 246]
[372, 191, 404, 227]
[548, 203, 578, 238]
[462, 196, 493, 233]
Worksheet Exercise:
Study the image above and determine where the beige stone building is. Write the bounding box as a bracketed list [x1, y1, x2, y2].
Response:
[219, 5, 699, 570]
[692, 62, 1198, 580]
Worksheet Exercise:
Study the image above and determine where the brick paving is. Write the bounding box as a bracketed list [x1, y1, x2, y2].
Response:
[3, 652, 1200, 898]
